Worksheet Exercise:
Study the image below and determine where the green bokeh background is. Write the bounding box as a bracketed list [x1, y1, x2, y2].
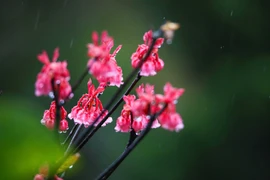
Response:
[1, 0, 269, 179]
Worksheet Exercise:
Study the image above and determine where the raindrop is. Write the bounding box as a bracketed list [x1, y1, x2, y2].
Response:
[69, 165, 73, 169]
[69, 93, 74, 99]
[59, 131, 63, 134]
[22, 1, 24, 5]
[59, 99, 65, 105]
[56, 80, 61, 85]
[163, 17, 166, 20]
[263, 67, 267, 72]
[70, 38, 74, 48]
[220, 46, 225, 49]
[49, 91, 55, 98]
[166, 39, 172, 44]
[34, 10, 40, 30]
[230, 10, 234, 17]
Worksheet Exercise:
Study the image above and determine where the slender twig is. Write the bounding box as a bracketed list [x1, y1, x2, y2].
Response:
[51, 79, 61, 139]
[64, 124, 83, 155]
[96, 104, 168, 180]
[71, 68, 89, 93]
[61, 124, 79, 145]
[126, 112, 136, 147]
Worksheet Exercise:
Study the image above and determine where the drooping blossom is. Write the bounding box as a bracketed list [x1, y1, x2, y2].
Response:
[115, 83, 184, 133]
[41, 101, 69, 132]
[87, 31, 123, 87]
[131, 30, 164, 76]
[68, 79, 112, 127]
[35, 48, 72, 100]
[155, 83, 185, 132]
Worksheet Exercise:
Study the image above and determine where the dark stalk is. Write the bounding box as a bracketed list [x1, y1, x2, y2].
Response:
[126, 112, 136, 147]
[71, 67, 89, 93]
[64, 124, 83, 154]
[61, 124, 79, 146]
[96, 104, 168, 180]
[51, 79, 61, 141]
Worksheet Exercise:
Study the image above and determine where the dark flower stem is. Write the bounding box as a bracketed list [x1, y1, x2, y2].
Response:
[71, 68, 89, 93]
[61, 124, 79, 145]
[51, 79, 61, 140]
[127, 112, 136, 147]
[96, 104, 168, 180]
[64, 124, 83, 155]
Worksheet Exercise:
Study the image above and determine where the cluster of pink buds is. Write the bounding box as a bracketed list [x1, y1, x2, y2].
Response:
[34, 21, 183, 180]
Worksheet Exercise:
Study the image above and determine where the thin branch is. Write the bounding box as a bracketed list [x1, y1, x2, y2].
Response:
[61, 124, 79, 146]
[126, 112, 136, 147]
[64, 124, 83, 155]
[96, 104, 168, 180]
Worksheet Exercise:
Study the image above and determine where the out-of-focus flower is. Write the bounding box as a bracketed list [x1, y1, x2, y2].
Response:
[160, 21, 180, 44]
[68, 79, 112, 127]
[35, 48, 71, 100]
[87, 31, 123, 87]
[41, 101, 69, 132]
[131, 30, 164, 76]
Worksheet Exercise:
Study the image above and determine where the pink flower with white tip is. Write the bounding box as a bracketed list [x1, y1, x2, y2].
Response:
[131, 30, 164, 76]
[41, 101, 69, 132]
[35, 48, 72, 100]
[68, 79, 112, 127]
[87, 31, 123, 87]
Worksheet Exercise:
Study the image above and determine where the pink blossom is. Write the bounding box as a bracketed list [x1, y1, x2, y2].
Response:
[87, 31, 123, 87]
[68, 79, 112, 127]
[41, 101, 69, 132]
[35, 48, 71, 100]
[155, 83, 185, 132]
[131, 30, 164, 76]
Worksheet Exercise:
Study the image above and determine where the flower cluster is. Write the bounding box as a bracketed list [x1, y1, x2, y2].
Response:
[34, 21, 182, 180]
[35, 48, 71, 100]
[115, 83, 184, 133]
[87, 31, 123, 87]
[131, 30, 164, 76]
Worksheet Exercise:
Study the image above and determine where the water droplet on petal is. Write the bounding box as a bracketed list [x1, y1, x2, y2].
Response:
[49, 92, 54, 98]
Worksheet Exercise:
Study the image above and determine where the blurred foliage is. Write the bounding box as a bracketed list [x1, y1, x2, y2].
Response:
[0, 0, 270, 180]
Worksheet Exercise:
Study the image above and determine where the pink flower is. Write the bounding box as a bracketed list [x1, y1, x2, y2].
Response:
[35, 48, 71, 100]
[87, 31, 123, 87]
[41, 101, 69, 132]
[131, 30, 164, 76]
[155, 83, 185, 132]
[68, 79, 112, 127]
